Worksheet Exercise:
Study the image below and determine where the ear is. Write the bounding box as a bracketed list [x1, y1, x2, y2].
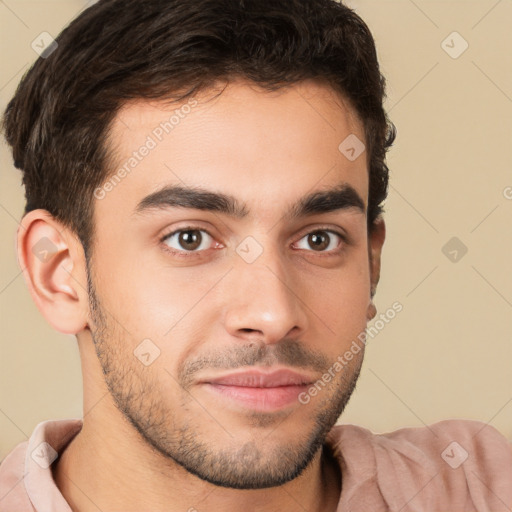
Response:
[366, 216, 386, 321]
[16, 209, 89, 334]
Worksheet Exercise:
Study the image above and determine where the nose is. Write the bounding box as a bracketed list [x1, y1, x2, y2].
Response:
[222, 247, 309, 345]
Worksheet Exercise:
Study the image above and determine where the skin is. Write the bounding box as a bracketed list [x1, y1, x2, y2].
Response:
[17, 78, 385, 512]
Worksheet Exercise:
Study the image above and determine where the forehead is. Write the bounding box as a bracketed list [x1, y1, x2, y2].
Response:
[99, 79, 368, 221]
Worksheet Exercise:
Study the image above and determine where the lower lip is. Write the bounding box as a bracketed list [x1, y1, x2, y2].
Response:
[202, 383, 309, 411]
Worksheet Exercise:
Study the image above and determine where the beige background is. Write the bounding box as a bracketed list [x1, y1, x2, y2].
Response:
[1, 0, 511, 460]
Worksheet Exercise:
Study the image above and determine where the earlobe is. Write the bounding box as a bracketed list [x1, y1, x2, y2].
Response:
[366, 301, 377, 321]
[17, 209, 89, 334]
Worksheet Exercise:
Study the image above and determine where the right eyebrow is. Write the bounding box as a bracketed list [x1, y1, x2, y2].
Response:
[133, 185, 249, 218]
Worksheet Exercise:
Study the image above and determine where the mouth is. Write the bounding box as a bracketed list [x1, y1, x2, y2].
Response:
[198, 368, 315, 412]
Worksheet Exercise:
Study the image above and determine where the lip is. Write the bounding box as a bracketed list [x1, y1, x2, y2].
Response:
[203, 368, 315, 387]
[199, 368, 315, 412]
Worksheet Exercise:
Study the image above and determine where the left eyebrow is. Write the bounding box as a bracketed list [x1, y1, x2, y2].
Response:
[286, 183, 365, 220]
[133, 182, 365, 219]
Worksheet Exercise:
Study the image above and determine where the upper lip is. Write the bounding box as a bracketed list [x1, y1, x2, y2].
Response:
[201, 368, 316, 388]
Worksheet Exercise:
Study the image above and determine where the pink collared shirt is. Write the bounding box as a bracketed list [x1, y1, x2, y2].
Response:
[1, 418, 511, 511]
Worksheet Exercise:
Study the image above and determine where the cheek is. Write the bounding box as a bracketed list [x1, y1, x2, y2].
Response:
[305, 252, 370, 312]
[298, 257, 371, 349]
[90, 243, 173, 341]
[94, 248, 222, 368]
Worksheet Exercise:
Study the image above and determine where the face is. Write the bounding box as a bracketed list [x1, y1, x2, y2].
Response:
[86, 79, 377, 489]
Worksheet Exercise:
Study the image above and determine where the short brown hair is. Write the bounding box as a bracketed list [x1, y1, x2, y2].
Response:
[2, 0, 396, 259]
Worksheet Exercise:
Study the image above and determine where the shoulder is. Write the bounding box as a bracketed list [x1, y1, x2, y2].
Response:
[326, 418, 512, 511]
[0, 440, 34, 511]
[0, 418, 82, 512]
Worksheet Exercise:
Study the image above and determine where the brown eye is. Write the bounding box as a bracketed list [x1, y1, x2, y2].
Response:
[295, 230, 343, 253]
[308, 232, 330, 251]
[178, 230, 202, 250]
[162, 228, 214, 252]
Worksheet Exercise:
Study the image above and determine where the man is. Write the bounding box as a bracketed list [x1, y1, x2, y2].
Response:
[1, 0, 511, 510]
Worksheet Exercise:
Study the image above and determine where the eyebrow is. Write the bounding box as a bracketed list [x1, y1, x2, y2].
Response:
[133, 182, 365, 220]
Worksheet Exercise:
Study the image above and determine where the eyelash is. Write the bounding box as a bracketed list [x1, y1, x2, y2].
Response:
[159, 225, 348, 258]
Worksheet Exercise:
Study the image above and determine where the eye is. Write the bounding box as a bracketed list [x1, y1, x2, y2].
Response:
[294, 230, 344, 253]
[161, 227, 216, 253]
